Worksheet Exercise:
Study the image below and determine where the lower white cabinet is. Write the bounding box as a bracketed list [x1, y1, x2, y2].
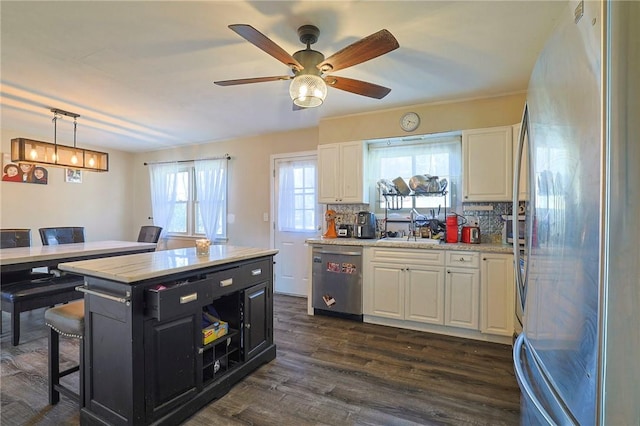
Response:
[480, 253, 515, 336]
[366, 248, 445, 325]
[363, 247, 515, 344]
[445, 251, 480, 330]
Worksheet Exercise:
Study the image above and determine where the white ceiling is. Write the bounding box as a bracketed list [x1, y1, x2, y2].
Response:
[0, 1, 566, 153]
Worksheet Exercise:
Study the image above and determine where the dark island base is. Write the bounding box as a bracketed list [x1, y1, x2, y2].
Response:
[81, 344, 277, 426]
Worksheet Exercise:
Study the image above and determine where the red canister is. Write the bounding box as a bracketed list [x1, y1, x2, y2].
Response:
[446, 214, 458, 243]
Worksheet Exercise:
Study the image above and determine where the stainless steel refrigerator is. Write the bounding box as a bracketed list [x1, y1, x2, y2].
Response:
[512, 1, 640, 424]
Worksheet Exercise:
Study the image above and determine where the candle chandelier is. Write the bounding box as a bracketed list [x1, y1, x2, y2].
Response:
[11, 108, 109, 172]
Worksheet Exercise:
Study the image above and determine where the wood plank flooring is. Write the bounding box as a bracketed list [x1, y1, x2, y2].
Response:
[1, 295, 521, 425]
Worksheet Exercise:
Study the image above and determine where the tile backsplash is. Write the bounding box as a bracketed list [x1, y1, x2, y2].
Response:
[461, 202, 519, 243]
[324, 201, 522, 243]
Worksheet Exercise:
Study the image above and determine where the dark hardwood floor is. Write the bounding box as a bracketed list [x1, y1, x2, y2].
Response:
[1, 295, 521, 425]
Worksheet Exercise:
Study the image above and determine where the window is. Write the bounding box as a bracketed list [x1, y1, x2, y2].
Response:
[277, 158, 318, 232]
[368, 133, 462, 214]
[149, 159, 227, 240]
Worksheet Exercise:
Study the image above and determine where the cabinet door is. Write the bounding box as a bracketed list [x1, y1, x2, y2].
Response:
[369, 262, 404, 319]
[445, 267, 480, 330]
[405, 265, 445, 325]
[243, 281, 271, 361]
[144, 314, 199, 420]
[462, 126, 513, 201]
[317, 143, 341, 203]
[339, 141, 366, 203]
[317, 141, 367, 204]
[480, 253, 515, 336]
[513, 123, 529, 201]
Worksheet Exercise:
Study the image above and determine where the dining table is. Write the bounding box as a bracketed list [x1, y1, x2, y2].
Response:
[0, 240, 158, 273]
[1, 240, 158, 346]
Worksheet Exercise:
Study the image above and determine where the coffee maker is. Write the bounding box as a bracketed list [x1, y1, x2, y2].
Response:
[355, 211, 376, 239]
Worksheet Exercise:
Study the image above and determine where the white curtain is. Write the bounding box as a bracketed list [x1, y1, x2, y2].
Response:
[194, 158, 227, 241]
[368, 135, 462, 210]
[277, 159, 315, 232]
[148, 162, 179, 247]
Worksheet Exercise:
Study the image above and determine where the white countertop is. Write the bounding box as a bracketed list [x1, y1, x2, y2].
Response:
[58, 245, 278, 284]
[305, 237, 515, 254]
[0, 240, 157, 266]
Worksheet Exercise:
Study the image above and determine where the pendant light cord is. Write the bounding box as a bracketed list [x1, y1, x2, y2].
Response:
[52, 111, 59, 161]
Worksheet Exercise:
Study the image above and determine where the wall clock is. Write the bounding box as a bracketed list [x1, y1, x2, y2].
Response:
[400, 112, 420, 132]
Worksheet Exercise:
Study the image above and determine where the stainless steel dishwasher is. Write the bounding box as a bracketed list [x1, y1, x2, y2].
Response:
[312, 245, 363, 321]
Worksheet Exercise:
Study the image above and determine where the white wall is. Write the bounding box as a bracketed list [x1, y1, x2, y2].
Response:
[1, 127, 135, 245]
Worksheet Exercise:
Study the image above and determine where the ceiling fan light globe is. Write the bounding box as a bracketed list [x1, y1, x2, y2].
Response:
[290, 75, 326, 108]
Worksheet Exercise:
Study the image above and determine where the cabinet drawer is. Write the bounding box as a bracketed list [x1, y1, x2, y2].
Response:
[206, 266, 241, 296]
[240, 258, 271, 286]
[146, 279, 212, 321]
[446, 251, 479, 268]
[370, 247, 445, 266]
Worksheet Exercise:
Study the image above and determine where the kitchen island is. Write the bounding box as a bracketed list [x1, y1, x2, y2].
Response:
[58, 245, 278, 426]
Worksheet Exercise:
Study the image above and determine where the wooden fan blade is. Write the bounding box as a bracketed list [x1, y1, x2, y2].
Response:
[214, 76, 292, 86]
[325, 76, 391, 99]
[229, 24, 303, 71]
[317, 29, 399, 72]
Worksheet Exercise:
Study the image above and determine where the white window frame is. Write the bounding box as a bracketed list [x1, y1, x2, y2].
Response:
[167, 164, 227, 240]
[367, 132, 462, 216]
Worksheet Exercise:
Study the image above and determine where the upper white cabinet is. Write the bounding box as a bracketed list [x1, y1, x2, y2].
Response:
[480, 253, 515, 337]
[513, 123, 529, 201]
[317, 141, 368, 204]
[462, 126, 513, 202]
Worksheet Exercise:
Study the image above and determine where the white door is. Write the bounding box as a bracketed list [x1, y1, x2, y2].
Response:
[271, 152, 320, 297]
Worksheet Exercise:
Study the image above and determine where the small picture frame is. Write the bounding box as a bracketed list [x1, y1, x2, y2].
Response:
[65, 168, 82, 183]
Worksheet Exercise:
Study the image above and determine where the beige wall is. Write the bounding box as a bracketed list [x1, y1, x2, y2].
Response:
[131, 127, 320, 249]
[319, 92, 526, 144]
[1, 128, 135, 245]
[2, 93, 525, 249]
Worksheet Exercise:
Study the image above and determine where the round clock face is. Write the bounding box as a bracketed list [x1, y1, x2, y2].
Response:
[400, 112, 420, 132]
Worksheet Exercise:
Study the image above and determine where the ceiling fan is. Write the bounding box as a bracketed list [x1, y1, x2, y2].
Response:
[214, 24, 399, 109]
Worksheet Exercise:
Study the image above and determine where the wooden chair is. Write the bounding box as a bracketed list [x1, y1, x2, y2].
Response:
[137, 226, 162, 243]
[0, 228, 32, 248]
[1, 228, 82, 346]
[0, 228, 53, 283]
[39, 227, 85, 246]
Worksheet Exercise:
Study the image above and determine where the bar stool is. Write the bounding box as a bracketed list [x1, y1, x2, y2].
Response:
[44, 300, 84, 406]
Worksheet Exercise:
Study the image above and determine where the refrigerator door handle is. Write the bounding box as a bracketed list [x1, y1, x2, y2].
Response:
[513, 103, 530, 313]
[513, 334, 556, 425]
[514, 333, 578, 426]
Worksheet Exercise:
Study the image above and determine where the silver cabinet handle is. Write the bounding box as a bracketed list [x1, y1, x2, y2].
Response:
[180, 292, 198, 304]
[75, 285, 130, 306]
[251, 268, 262, 276]
[220, 278, 233, 287]
[314, 250, 362, 256]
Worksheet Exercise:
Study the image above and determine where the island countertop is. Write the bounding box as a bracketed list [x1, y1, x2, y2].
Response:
[58, 245, 278, 284]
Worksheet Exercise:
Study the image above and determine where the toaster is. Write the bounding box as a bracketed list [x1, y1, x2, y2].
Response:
[337, 225, 352, 238]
